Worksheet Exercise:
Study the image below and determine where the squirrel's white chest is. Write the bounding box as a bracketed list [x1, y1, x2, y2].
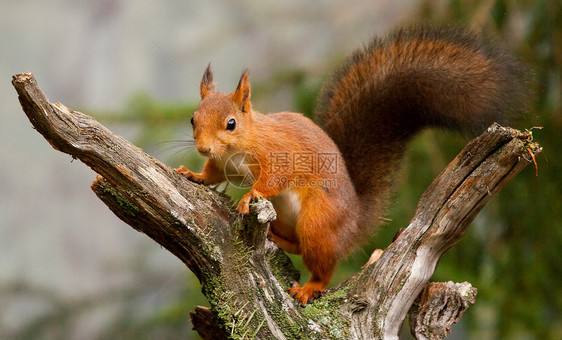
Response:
[270, 189, 302, 228]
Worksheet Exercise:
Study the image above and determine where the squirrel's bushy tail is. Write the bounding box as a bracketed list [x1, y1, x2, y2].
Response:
[315, 26, 529, 227]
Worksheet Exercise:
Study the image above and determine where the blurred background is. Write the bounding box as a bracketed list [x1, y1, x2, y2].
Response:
[1, 0, 560, 338]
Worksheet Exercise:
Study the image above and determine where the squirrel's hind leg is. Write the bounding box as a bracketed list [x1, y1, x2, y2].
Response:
[287, 199, 340, 306]
[268, 220, 302, 254]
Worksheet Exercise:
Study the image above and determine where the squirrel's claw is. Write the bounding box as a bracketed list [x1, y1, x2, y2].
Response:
[236, 195, 251, 216]
[287, 281, 323, 307]
[174, 165, 189, 174]
[175, 166, 204, 184]
[236, 189, 264, 217]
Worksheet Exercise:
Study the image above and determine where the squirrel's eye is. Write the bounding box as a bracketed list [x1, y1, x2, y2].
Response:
[190, 117, 194, 127]
[226, 118, 236, 131]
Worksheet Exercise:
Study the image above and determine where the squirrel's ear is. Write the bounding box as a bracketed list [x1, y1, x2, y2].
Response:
[200, 63, 215, 99]
[232, 70, 251, 113]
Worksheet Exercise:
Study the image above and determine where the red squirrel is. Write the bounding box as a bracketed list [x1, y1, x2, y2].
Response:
[175, 26, 528, 306]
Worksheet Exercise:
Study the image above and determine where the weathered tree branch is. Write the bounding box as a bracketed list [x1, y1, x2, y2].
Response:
[13, 72, 541, 339]
[409, 281, 477, 339]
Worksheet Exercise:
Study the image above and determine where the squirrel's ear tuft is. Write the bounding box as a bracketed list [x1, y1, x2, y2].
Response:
[232, 70, 251, 113]
[200, 63, 215, 99]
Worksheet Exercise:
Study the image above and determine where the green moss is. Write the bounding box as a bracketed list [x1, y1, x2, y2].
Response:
[299, 286, 351, 338]
[267, 249, 300, 285]
[97, 183, 140, 217]
[265, 303, 305, 338]
[209, 288, 265, 339]
[200, 236, 265, 338]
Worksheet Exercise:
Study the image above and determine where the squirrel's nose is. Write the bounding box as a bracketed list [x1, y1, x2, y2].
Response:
[197, 146, 211, 155]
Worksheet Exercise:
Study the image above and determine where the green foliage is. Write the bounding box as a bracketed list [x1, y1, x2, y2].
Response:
[409, 0, 562, 338]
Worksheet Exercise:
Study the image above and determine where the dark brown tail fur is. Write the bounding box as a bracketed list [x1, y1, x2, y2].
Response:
[315, 26, 530, 227]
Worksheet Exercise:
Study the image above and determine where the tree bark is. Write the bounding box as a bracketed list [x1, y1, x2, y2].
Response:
[12, 72, 542, 339]
[408, 281, 477, 339]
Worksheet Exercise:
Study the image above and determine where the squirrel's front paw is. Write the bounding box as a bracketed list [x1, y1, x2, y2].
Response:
[175, 165, 204, 184]
[236, 189, 264, 216]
